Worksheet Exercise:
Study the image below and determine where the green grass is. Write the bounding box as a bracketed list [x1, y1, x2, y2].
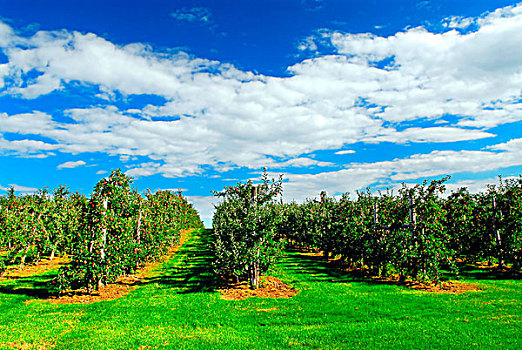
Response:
[0, 229, 521, 349]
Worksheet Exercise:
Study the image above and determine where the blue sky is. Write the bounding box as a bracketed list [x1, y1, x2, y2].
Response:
[0, 0, 521, 226]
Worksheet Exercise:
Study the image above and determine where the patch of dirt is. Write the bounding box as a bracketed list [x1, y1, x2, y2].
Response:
[219, 275, 299, 300]
[341, 266, 482, 294]
[29, 229, 192, 305]
[472, 261, 522, 276]
[342, 268, 482, 294]
[1, 256, 70, 279]
[401, 279, 482, 294]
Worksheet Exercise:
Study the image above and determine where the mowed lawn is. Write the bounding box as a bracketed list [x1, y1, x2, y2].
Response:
[0, 229, 520, 349]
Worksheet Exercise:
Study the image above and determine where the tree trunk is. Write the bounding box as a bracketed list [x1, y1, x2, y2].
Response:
[249, 262, 259, 290]
[136, 210, 142, 245]
[99, 197, 108, 288]
[20, 243, 30, 270]
[20, 213, 41, 269]
[249, 244, 261, 289]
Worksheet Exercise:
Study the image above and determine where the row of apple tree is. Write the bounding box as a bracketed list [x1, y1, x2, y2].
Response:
[210, 174, 521, 287]
[277, 176, 521, 282]
[0, 169, 203, 292]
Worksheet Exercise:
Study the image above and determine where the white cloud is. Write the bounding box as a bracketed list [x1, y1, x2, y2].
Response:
[487, 137, 522, 152]
[0, 183, 38, 193]
[0, 4, 520, 179]
[0, 64, 8, 89]
[390, 175, 520, 197]
[442, 16, 475, 29]
[443, 177, 508, 194]
[2, 29, 247, 99]
[185, 195, 217, 228]
[271, 157, 334, 168]
[0, 21, 14, 47]
[57, 160, 86, 169]
[335, 150, 355, 155]
[366, 127, 495, 144]
[282, 137, 522, 201]
[0, 135, 58, 156]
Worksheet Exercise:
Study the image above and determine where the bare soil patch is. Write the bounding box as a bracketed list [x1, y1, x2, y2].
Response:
[1, 256, 69, 279]
[344, 265, 483, 294]
[400, 279, 482, 294]
[346, 266, 483, 294]
[219, 275, 299, 300]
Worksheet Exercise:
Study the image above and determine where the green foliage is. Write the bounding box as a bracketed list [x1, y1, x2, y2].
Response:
[56, 169, 143, 291]
[0, 185, 83, 267]
[211, 171, 284, 288]
[57, 169, 203, 292]
[0, 168, 203, 293]
[443, 176, 522, 268]
[494, 176, 522, 268]
[275, 175, 522, 283]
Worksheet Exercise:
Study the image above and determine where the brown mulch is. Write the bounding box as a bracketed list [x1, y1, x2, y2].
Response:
[219, 275, 299, 300]
[1, 256, 70, 279]
[348, 267, 482, 294]
[27, 229, 192, 305]
[402, 279, 482, 294]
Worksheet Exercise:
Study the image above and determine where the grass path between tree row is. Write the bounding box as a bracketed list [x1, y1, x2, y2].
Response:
[0, 228, 521, 349]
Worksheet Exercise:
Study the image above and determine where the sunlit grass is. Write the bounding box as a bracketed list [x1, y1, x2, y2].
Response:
[0, 229, 520, 349]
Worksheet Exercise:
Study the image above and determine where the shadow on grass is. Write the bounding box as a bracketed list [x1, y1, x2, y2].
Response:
[135, 229, 221, 294]
[282, 250, 521, 287]
[456, 263, 522, 281]
[282, 251, 376, 284]
[0, 275, 58, 299]
[0, 229, 221, 299]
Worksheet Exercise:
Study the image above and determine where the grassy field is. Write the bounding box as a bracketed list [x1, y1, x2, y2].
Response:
[0, 229, 520, 349]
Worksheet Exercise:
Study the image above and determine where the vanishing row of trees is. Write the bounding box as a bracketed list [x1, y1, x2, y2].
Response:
[0, 186, 82, 271]
[0, 170, 203, 292]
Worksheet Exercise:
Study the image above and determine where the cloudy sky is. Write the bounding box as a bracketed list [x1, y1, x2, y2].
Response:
[0, 0, 521, 226]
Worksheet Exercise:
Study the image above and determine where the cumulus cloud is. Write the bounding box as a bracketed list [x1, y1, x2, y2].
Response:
[0, 3, 520, 183]
[442, 16, 475, 29]
[0, 21, 14, 46]
[281, 137, 522, 201]
[0, 136, 57, 156]
[442, 176, 517, 194]
[366, 127, 495, 144]
[335, 150, 355, 155]
[271, 157, 334, 168]
[57, 160, 86, 169]
[0, 183, 38, 193]
[185, 195, 217, 228]
[0, 64, 8, 89]
[324, 5, 522, 128]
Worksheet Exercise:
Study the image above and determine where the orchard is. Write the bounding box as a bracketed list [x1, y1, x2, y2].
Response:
[0, 169, 203, 292]
[210, 175, 521, 286]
